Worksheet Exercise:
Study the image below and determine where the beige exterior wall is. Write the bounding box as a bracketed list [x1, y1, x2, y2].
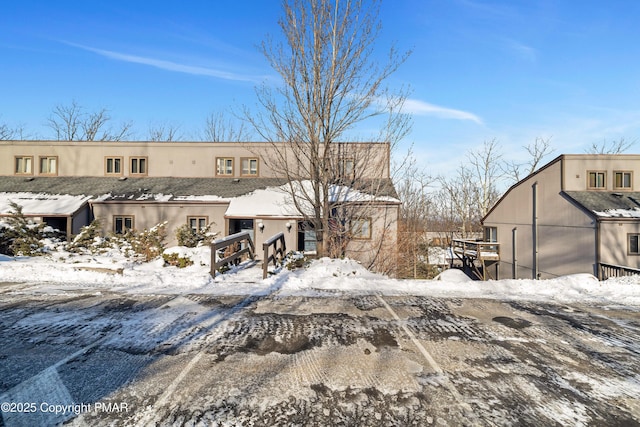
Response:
[90, 201, 229, 246]
[0, 141, 390, 179]
[599, 221, 640, 269]
[484, 158, 597, 279]
[252, 217, 299, 258]
[2, 140, 397, 269]
[345, 203, 399, 271]
[562, 154, 640, 192]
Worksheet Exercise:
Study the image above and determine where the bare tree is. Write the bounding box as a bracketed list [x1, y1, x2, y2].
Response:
[46, 100, 132, 141]
[438, 165, 478, 238]
[395, 152, 435, 278]
[0, 120, 16, 140]
[202, 111, 252, 142]
[586, 137, 636, 154]
[147, 122, 183, 142]
[468, 138, 503, 219]
[503, 137, 555, 184]
[245, 0, 411, 258]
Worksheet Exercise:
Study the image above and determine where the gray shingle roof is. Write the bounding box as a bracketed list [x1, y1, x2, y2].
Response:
[564, 191, 640, 216]
[0, 176, 288, 199]
[1, 176, 399, 201]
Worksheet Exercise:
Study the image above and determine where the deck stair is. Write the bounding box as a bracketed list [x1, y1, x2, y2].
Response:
[452, 239, 500, 280]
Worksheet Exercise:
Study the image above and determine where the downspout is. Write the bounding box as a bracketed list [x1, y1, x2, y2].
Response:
[595, 218, 602, 279]
[532, 182, 539, 279]
[512, 227, 518, 279]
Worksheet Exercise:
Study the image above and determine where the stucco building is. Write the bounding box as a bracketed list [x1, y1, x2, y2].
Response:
[0, 140, 399, 269]
[482, 154, 640, 280]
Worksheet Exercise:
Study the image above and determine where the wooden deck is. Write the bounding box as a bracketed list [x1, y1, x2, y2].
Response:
[452, 239, 500, 280]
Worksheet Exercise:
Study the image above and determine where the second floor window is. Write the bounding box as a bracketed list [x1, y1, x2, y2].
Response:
[130, 157, 147, 175]
[588, 171, 606, 189]
[14, 156, 33, 175]
[105, 157, 123, 175]
[39, 156, 58, 175]
[216, 157, 234, 176]
[615, 171, 632, 189]
[241, 158, 258, 176]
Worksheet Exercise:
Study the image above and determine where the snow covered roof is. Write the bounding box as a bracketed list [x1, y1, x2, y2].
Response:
[1, 177, 400, 218]
[226, 185, 303, 218]
[226, 180, 401, 218]
[0, 192, 92, 216]
[1, 176, 288, 198]
[564, 191, 640, 219]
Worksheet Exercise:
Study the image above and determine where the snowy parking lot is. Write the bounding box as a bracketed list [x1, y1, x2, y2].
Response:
[1, 251, 640, 426]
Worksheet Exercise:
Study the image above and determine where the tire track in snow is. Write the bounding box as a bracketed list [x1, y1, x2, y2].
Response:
[376, 294, 479, 424]
[136, 293, 265, 426]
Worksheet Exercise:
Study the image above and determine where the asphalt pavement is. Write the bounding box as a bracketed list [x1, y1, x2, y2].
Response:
[0, 282, 639, 426]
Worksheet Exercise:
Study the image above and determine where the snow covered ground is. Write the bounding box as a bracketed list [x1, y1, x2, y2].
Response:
[1, 245, 639, 307]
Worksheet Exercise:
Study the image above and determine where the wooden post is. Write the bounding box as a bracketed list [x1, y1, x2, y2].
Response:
[210, 231, 255, 276]
[262, 232, 286, 279]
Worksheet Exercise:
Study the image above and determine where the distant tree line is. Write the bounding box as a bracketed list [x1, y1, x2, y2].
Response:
[0, 100, 251, 142]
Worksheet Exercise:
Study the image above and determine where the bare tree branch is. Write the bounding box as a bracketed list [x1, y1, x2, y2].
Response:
[246, 0, 411, 260]
[502, 136, 554, 184]
[46, 100, 133, 141]
[468, 138, 503, 218]
[586, 137, 636, 154]
[202, 111, 252, 142]
[148, 121, 183, 142]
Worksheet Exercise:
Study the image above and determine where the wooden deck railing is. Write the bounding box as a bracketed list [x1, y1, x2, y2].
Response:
[210, 231, 255, 275]
[452, 239, 500, 260]
[262, 232, 286, 279]
[600, 262, 640, 280]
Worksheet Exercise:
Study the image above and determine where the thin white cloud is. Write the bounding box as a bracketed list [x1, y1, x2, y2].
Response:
[403, 99, 484, 125]
[66, 42, 266, 83]
[503, 38, 537, 62]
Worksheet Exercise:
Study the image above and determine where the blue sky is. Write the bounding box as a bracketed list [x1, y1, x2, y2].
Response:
[2, 0, 640, 175]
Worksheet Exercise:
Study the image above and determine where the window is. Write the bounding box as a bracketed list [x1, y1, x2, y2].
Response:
[629, 234, 640, 255]
[216, 157, 234, 176]
[340, 158, 355, 179]
[130, 157, 147, 175]
[484, 226, 498, 242]
[298, 221, 317, 252]
[588, 171, 606, 189]
[114, 216, 134, 234]
[105, 157, 123, 175]
[615, 171, 632, 190]
[188, 216, 208, 232]
[39, 156, 58, 175]
[241, 158, 259, 176]
[350, 218, 371, 239]
[14, 156, 33, 175]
